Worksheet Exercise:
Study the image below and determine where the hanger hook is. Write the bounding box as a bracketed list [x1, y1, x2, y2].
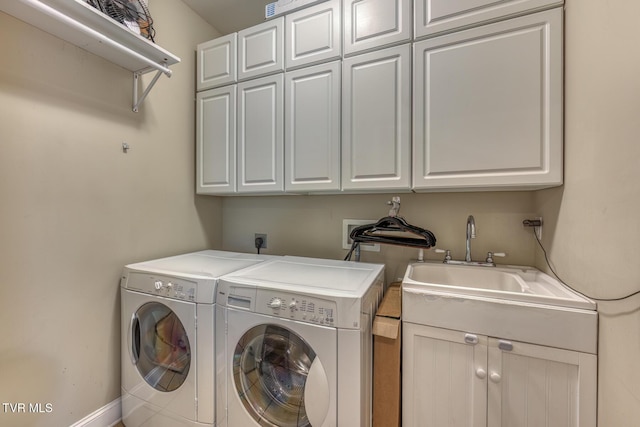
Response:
[387, 196, 401, 217]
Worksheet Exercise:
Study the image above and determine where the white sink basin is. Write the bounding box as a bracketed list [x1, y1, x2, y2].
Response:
[403, 262, 596, 310]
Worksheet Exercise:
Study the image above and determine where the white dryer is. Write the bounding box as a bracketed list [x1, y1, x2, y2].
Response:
[120, 250, 274, 427]
[217, 256, 385, 427]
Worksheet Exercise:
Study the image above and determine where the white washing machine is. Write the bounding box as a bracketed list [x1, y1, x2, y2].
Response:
[217, 256, 385, 427]
[120, 250, 275, 427]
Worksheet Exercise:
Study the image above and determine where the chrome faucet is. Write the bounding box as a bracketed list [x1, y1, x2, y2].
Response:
[434, 214, 506, 266]
[465, 215, 476, 262]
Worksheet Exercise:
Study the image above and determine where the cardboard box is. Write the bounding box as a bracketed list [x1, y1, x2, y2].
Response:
[372, 282, 402, 427]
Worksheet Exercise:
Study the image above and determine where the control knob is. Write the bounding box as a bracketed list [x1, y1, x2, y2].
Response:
[154, 280, 163, 290]
[289, 300, 297, 311]
[268, 298, 283, 309]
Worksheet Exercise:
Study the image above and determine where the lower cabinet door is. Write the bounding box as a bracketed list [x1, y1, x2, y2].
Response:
[403, 323, 488, 427]
[487, 338, 597, 427]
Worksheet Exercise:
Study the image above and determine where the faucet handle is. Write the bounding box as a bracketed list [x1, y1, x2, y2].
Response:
[435, 248, 452, 262]
[486, 252, 506, 264]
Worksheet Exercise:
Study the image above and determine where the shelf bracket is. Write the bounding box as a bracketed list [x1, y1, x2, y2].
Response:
[132, 65, 171, 113]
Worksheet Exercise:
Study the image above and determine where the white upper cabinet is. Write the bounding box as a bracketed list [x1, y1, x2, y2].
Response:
[343, 0, 411, 56]
[414, 0, 563, 39]
[237, 74, 284, 193]
[196, 85, 236, 194]
[285, 61, 341, 192]
[342, 44, 411, 191]
[413, 8, 563, 191]
[238, 17, 285, 81]
[285, 0, 342, 70]
[195, 0, 565, 195]
[196, 34, 237, 91]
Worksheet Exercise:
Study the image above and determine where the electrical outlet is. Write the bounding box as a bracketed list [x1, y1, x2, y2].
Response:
[254, 233, 267, 249]
[534, 217, 543, 240]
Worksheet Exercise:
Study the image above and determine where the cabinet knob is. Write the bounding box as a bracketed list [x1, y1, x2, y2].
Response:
[490, 372, 502, 383]
[476, 368, 487, 379]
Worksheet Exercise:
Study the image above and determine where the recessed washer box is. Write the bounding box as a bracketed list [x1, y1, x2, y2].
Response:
[343, 219, 380, 252]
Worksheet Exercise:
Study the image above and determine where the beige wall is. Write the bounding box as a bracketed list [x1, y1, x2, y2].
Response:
[222, 192, 538, 283]
[0, 2, 219, 426]
[535, 1, 640, 425]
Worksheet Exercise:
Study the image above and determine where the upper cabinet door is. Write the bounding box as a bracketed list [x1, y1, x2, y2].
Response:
[196, 86, 237, 194]
[342, 44, 411, 191]
[413, 8, 563, 191]
[196, 33, 237, 91]
[285, 61, 341, 192]
[237, 74, 284, 193]
[238, 17, 285, 81]
[343, 0, 411, 56]
[415, 0, 563, 40]
[285, 0, 342, 70]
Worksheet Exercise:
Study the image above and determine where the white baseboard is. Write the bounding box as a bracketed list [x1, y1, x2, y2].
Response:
[70, 397, 122, 427]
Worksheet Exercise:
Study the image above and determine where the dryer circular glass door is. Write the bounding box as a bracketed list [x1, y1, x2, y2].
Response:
[232, 324, 330, 427]
[132, 302, 191, 392]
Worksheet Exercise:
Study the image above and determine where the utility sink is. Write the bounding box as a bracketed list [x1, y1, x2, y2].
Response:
[403, 262, 596, 310]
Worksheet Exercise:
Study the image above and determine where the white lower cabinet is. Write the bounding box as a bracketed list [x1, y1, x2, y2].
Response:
[237, 74, 284, 193]
[285, 62, 341, 192]
[413, 8, 563, 191]
[342, 44, 411, 191]
[403, 323, 597, 427]
[196, 85, 236, 194]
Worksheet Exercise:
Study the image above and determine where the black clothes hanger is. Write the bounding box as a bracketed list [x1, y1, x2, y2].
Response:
[349, 216, 437, 248]
[344, 197, 436, 261]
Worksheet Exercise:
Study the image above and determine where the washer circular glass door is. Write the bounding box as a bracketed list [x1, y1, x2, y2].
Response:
[132, 302, 191, 392]
[233, 324, 323, 427]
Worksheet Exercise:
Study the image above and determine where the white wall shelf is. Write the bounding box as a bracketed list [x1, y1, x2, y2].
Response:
[0, 0, 181, 111]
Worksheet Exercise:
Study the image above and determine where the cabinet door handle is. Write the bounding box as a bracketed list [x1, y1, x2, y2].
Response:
[464, 333, 479, 345]
[476, 368, 487, 379]
[490, 372, 502, 383]
[498, 340, 513, 351]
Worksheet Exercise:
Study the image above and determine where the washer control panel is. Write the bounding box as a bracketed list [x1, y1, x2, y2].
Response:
[257, 290, 337, 326]
[124, 272, 197, 302]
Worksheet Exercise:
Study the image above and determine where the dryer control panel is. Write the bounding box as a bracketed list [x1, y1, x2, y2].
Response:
[125, 272, 197, 302]
[256, 289, 337, 326]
